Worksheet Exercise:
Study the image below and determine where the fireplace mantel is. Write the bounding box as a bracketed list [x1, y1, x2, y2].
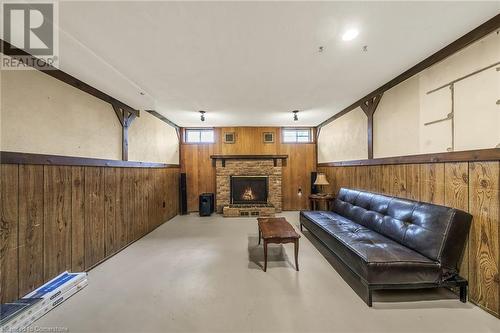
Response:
[210, 154, 288, 167]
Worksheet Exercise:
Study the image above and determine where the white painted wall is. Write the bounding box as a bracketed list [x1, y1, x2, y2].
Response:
[129, 111, 179, 164]
[0, 68, 179, 163]
[318, 31, 500, 162]
[454, 66, 500, 151]
[1, 69, 122, 160]
[374, 76, 421, 158]
[318, 107, 367, 163]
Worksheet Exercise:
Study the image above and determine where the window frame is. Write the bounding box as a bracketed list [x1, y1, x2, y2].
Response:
[281, 128, 314, 144]
[183, 128, 215, 144]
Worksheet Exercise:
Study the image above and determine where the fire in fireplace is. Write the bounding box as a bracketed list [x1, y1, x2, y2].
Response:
[230, 176, 268, 205]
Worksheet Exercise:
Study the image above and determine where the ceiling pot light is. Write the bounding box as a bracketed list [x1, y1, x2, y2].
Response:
[293, 110, 299, 121]
[199, 110, 206, 122]
[342, 29, 359, 41]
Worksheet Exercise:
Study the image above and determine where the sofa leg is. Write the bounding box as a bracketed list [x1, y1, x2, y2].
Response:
[460, 285, 467, 303]
[366, 289, 373, 307]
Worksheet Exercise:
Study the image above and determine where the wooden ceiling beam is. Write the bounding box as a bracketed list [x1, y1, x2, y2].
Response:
[144, 110, 180, 130]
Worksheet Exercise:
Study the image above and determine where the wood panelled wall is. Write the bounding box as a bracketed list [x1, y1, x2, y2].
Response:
[180, 127, 316, 212]
[317, 161, 500, 317]
[0, 164, 179, 303]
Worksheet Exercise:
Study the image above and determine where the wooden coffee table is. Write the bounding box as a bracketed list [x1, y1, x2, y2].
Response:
[257, 217, 300, 272]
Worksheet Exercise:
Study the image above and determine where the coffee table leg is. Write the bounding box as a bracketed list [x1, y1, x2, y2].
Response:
[294, 239, 299, 271]
[264, 240, 268, 272]
[258, 228, 261, 245]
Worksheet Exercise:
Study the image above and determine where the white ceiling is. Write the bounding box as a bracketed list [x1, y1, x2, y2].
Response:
[54, 1, 499, 127]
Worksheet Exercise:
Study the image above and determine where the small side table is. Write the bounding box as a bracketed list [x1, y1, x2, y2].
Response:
[309, 194, 334, 211]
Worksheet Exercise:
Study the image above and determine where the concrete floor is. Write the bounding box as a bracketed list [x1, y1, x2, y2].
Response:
[35, 212, 499, 333]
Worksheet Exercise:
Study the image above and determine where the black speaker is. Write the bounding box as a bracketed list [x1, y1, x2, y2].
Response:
[311, 172, 319, 194]
[207, 193, 215, 213]
[199, 193, 213, 216]
[179, 173, 188, 215]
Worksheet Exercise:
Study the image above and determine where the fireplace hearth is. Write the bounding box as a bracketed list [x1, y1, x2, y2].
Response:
[230, 176, 268, 205]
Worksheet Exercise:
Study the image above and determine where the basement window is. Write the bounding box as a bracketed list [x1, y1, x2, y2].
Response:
[282, 128, 312, 143]
[184, 128, 215, 143]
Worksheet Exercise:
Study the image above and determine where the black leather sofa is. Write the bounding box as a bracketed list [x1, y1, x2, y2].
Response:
[300, 188, 472, 306]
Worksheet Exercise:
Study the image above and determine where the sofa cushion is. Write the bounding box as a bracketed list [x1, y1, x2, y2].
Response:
[300, 211, 441, 284]
[335, 230, 441, 284]
[301, 211, 370, 235]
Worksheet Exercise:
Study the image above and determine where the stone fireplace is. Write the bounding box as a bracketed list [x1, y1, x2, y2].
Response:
[213, 156, 285, 216]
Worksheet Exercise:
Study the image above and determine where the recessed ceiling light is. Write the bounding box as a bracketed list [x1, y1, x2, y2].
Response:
[342, 29, 359, 41]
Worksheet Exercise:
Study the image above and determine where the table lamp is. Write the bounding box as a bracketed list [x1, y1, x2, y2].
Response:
[314, 173, 330, 195]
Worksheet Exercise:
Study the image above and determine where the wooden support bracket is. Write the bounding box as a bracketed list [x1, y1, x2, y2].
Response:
[360, 94, 383, 159]
[113, 104, 139, 161]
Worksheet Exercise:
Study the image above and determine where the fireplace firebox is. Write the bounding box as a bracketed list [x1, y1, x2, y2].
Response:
[230, 176, 268, 205]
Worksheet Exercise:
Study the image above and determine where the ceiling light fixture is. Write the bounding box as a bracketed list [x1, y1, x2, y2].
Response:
[342, 29, 359, 41]
[293, 110, 299, 121]
[199, 110, 206, 122]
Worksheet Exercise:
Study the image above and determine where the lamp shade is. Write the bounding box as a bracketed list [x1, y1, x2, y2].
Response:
[314, 173, 329, 186]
